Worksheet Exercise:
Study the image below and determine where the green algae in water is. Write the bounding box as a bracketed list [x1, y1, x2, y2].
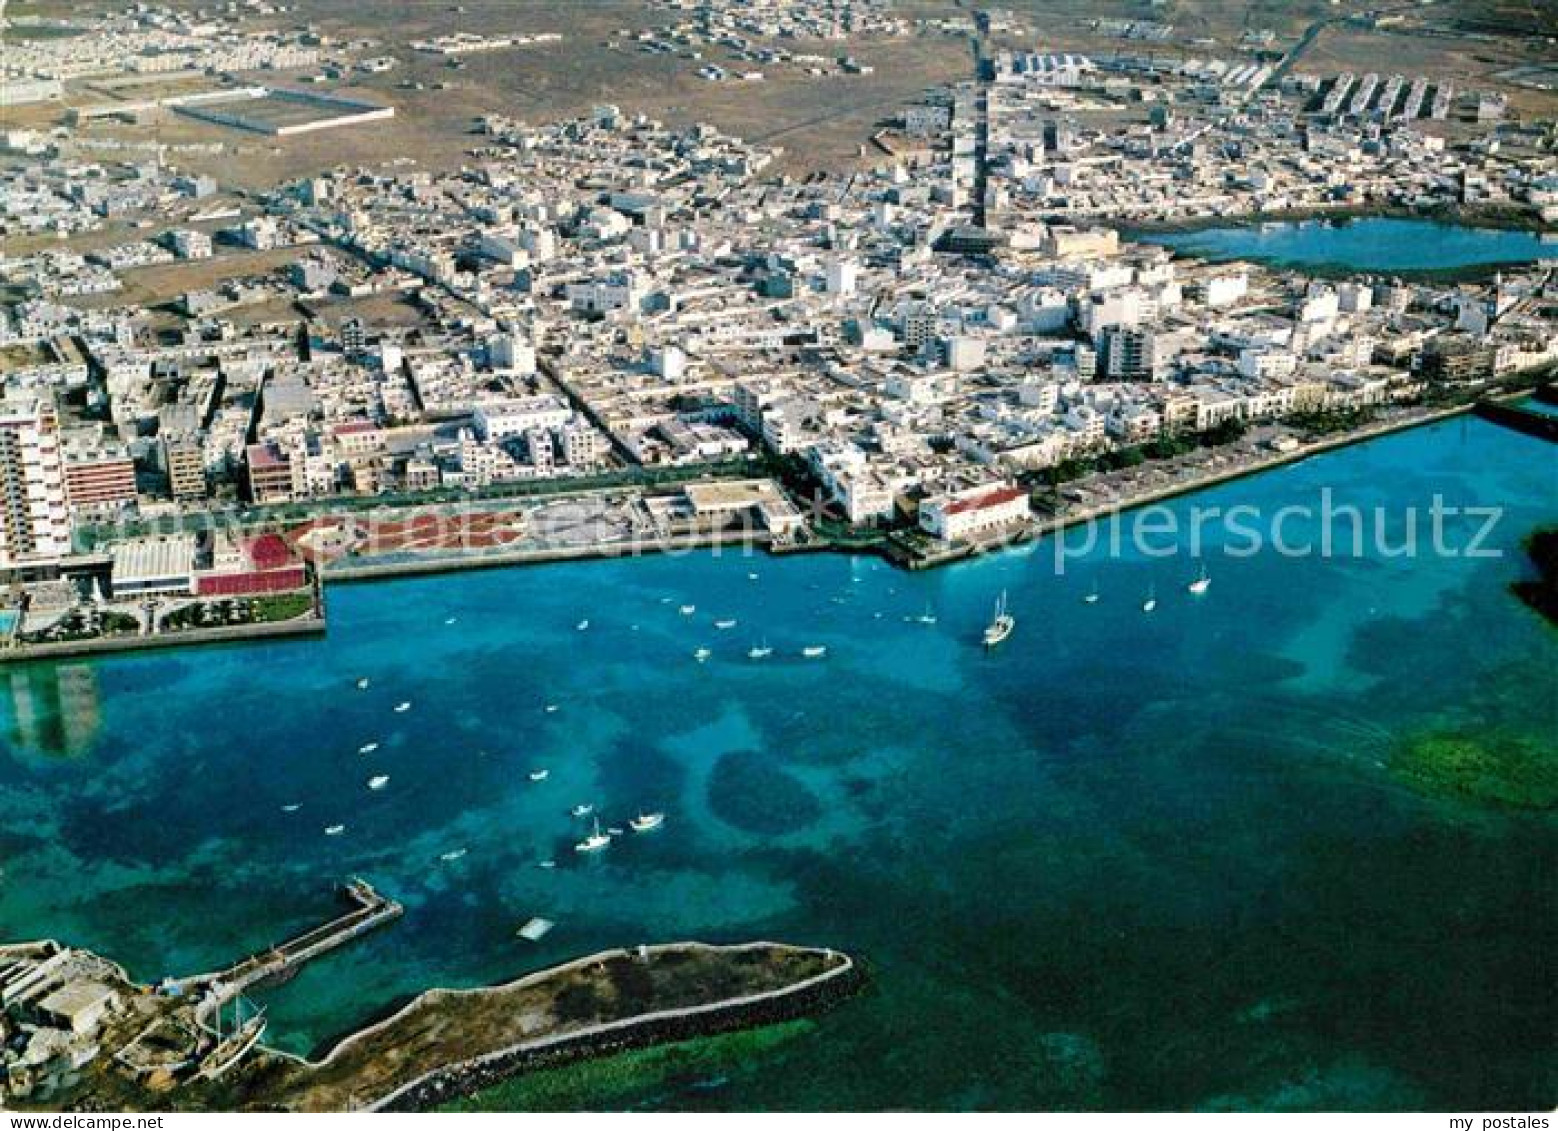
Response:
[1391, 730, 1558, 810]
[440, 1021, 814, 1112]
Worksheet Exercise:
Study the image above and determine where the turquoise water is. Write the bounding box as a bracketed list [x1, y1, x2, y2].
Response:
[2, 417, 1555, 1110]
[1136, 218, 1554, 273]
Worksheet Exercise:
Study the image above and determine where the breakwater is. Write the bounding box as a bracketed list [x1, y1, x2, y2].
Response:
[373, 946, 862, 1112]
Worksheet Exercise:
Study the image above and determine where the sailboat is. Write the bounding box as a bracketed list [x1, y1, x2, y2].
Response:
[571, 803, 595, 818]
[575, 816, 611, 854]
[1187, 564, 1211, 595]
[917, 603, 938, 625]
[630, 811, 665, 832]
[748, 639, 773, 659]
[982, 590, 1015, 648]
[1084, 579, 1100, 604]
[1142, 583, 1157, 613]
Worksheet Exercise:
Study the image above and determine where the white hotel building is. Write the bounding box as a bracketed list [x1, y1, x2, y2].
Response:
[919, 483, 1032, 543]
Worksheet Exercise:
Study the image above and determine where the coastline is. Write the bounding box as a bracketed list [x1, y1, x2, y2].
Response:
[5, 390, 1536, 665]
[903, 398, 1489, 570]
[324, 528, 773, 583]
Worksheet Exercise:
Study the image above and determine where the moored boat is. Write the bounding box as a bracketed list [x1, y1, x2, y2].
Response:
[575, 817, 611, 854]
[983, 590, 1015, 648]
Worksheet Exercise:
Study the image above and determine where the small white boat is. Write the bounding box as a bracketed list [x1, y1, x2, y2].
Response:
[544, 704, 559, 714]
[1187, 565, 1211, 595]
[802, 645, 827, 658]
[517, 917, 554, 941]
[694, 647, 712, 662]
[445, 617, 458, 625]
[1084, 580, 1100, 605]
[440, 848, 468, 862]
[576, 619, 590, 631]
[571, 803, 595, 818]
[394, 701, 412, 713]
[1143, 584, 1158, 613]
[359, 742, 379, 755]
[678, 604, 696, 616]
[917, 605, 938, 625]
[575, 817, 611, 854]
[356, 678, 370, 690]
[748, 572, 759, 581]
[281, 803, 302, 813]
[630, 811, 665, 832]
[529, 769, 550, 782]
[537, 859, 557, 870]
[748, 641, 773, 660]
[983, 590, 1015, 648]
[324, 824, 346, 836]
[368, 775, 390, 791]
[714, 618, 738, 629]
[607, 826, 625, 836]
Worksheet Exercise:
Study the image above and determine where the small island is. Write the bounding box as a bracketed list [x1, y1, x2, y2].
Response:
[0, 883, 859, 1113]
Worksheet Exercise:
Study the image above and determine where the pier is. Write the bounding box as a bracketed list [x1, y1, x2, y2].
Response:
[181, 879, 402, 1011]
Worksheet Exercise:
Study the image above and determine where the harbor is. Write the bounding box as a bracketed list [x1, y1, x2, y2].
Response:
[0, 409, 1552, 1111]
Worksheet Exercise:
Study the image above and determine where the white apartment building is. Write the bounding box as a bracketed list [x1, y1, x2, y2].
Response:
[473, 395, 573, 441]
[0, 396, 72, 568]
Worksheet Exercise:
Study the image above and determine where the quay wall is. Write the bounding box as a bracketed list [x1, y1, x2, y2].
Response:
[0, 614, 324, 665]
[325, 529, 771, 583]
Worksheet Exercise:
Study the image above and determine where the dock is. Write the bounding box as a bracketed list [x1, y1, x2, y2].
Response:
[179, 880, 402, 1015]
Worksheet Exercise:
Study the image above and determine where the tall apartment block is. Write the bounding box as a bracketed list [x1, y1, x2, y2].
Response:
[0, 396, 73, 569]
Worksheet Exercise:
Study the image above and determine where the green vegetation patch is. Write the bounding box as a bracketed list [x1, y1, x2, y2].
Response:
[251, 591, 315, 622]
[1390, 729, 1558, 811]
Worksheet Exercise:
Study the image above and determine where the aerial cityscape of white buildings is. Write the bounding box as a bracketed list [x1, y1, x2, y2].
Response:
[1, 2, 1555, 587]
